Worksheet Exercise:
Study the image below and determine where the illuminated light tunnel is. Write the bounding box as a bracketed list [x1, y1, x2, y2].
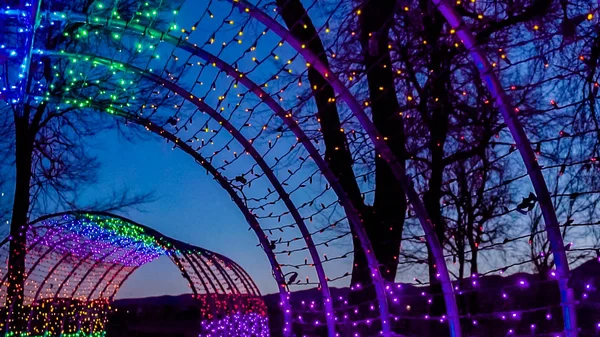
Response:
[1, 0, 594, 336]
[0, 212, 269, 337]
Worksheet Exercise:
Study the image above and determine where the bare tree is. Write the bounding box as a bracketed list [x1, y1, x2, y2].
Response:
[2, 0, 179, 332]
[275, 0, 406, 305]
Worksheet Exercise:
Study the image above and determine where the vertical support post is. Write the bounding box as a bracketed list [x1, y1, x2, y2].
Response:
[429, 1, 578, 336]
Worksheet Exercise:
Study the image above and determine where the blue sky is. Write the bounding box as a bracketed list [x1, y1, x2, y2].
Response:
[84, 128, 277, 297]
[0, 0, 358, 299]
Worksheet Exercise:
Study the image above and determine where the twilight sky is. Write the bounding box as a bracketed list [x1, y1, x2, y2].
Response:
[84, 128, 278, 298]
[81, 0, 354, 299]
[0, 0, 357, 299]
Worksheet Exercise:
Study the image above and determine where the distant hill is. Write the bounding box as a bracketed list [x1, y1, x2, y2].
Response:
[114, 294, 198, 307]
[112, 259, 600, 337]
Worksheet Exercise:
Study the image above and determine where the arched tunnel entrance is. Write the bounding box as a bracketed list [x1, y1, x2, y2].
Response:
[0, 212, 269, 337]
[2, 0, 596, 336]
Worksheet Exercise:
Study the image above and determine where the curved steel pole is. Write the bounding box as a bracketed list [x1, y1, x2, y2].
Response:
[96, 266, 130, 300]
[207, 252, 248, 295]
[52, 252, 93, 299]
[59, 247, 121, 336]
[228, 2, 463, 335]
[27, 252, 71, 332]
[219, 257, 254, 295]
[231, 261, 262, 296]
[76, 261, 126, 332]
[208, 256, 242, 295]
[86, 264, 122, 302]
[34, 86, 295, 333]
[0, 227, 63, 293]
[123, 123, 294, 335]
[70, 260, 110, 299]
[15, 236, 72, 288]
[428, 2, 578, 336]
[99, 265, 136, 299]
[106, 266, 140, 300]
[40, 15, 354, 335]
[34, 252, 93, 334]
[178, 251, 212, 294]
[170, 251, 200, 296]
[39, 45, 334, 334]
[29, 252, 73, 317]
[201, 252, 241, 295]
[190, 253, 227, 294]
[115, 117, 294, 335]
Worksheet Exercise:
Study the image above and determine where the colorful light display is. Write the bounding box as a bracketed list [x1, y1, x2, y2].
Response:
[2, 0, 598, 336]
[199, 313, 269, 337]
[0, 211, 267, 337]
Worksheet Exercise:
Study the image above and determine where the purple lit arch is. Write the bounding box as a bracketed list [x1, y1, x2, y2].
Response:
[0, 0, 586, 336]
[0, 211, 268, 337]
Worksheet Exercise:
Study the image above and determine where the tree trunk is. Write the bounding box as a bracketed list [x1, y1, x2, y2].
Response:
[358, 0, 406, 285]
[276, 0, 406, 333]
[275, 0, 373, 279]
[275, 0, 375, 332]
[420, 6, 451, 332]
[5, 112, 34, 334]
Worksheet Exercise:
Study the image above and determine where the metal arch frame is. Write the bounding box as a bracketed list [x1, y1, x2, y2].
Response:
[191, 251, 227, 294]
[65, 115, 294, 332]
[106, 266, 140, 300]
[227, 259, 259, 296]
[231, 2, 581, 337]
[98, 265, 136, 300]
[188, 252, 225, 294]
[184, 247, 260, 296]
[17, 236, 74, 292]
[170, 251, 200, 296]
[41, 11, 393, 334]
[23, 221, 144, 334]
[50, 253, 92, 299]
[6, 235, 71, 333]
[204, 252, 242, 295]
[30, 252, 73, 309]
[0, 228, 62, 292]
[72, 256, 134, 333]
[58, 247, 122, 335]
[27, 230, 104, 331]
[91, 248, 149, 302]
[29, 251, 93, 334]
[128, 120, 294, 329]
[35, 13, 369, 327]
[225, 2, 466, 336]
[69, 246, 133, 300]
[230, 260, 262, 296]
[429, 2, 579, 335]
[46, 40, 339, 332]
[218, 255, 254, 295]
[25, 211, 263, 300]
[195, 249, 245, 295]
[86, 263, 122, 302]
[5, 2, 584, 336]
[49, 13, 402, 334]
[205, 253, 244, 295]
[179, 251, 212, 294]
[35, 40, 337, 331]
[26, 252, 73, 336]
[0, 226, 64, 288]
[22, 214, 157, 303]
[37, 9, 436, 336]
